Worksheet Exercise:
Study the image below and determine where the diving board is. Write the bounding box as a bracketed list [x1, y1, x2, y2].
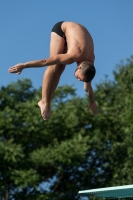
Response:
[78, 185, 133, 199]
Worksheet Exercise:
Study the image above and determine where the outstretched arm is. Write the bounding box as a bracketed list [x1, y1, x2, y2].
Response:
[84, 82, 98, 116]
[8, 53, 75, 74]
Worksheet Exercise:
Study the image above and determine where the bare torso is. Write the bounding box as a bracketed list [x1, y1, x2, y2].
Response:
[62, 22, 95, 64]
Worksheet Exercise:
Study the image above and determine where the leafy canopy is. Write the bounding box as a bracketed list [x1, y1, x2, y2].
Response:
[0, 56, 133, 200]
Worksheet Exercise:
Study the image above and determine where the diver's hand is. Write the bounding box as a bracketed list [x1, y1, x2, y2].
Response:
[8, 63, 25, 74]
[87, 101, 98, 116]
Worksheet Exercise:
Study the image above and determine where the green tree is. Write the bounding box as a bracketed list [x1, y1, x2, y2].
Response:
[94, 56, 133, 186]
[0, 79, 92, 200]
[0, 55, 133, 200]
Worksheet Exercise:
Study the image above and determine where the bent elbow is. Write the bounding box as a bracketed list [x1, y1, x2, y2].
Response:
[67, 57, 75, 64]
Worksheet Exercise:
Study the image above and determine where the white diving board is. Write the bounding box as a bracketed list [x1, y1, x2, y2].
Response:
[78, 185, 133, 199]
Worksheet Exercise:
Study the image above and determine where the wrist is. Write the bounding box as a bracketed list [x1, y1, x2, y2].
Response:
[23, 63, 27, 69]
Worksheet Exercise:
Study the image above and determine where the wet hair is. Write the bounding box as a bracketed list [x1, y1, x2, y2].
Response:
[80, 61, 96, 82]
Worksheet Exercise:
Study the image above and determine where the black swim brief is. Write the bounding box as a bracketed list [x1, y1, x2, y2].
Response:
[51, 21, 67, 45]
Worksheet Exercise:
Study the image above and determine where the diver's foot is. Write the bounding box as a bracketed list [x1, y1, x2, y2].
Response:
[38, 100, 51, 120]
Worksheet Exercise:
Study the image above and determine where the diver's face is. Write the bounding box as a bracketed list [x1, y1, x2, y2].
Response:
[74, 66, 84, 81]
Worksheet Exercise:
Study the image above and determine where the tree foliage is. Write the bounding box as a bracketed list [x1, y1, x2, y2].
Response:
[0, 56, 133, 200]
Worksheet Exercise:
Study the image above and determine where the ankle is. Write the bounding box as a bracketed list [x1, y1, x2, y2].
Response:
[41, 100, 50, 106]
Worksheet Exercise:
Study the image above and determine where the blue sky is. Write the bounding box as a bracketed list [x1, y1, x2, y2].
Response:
[1, 0, 133, 97]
